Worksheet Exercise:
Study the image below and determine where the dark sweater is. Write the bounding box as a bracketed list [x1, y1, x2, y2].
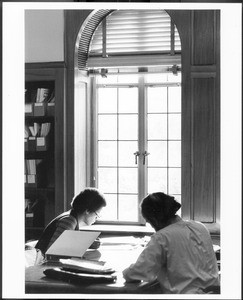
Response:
[35, 210, 78, 254]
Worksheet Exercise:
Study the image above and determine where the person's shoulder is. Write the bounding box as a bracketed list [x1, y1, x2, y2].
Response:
[57, 213, 77, 228]
[185, 219, 210, 233]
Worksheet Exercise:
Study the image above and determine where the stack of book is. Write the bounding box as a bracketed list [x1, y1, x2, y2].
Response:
[25, 123, 51, 151]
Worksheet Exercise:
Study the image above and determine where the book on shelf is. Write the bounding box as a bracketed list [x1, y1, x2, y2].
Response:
[25, 123, 51, 151]
[25, 198, 38, 213]
[26, 123, 51, 138]
[28, 123, 40, 137]
[48, 90, 55, 103]
[36, 88, 51, 103]
[25, 103, 33, 115]
[25, 198, 39, 227]
[25, 125, 30, 137]
[26, 159, 37, 175]
[40, 123, 51, 137]
[25, 159, 42, 185]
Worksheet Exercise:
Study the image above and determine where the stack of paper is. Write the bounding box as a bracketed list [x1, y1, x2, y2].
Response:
[59, 258, 115, 274]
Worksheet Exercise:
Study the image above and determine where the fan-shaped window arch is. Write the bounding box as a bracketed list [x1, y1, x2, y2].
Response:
[76, 9, 181, 70]
[77, 9, 114, 70]
[90, 9, 181, 56]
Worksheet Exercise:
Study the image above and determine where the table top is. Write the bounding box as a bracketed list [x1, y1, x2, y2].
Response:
[25, 240, 162, 294]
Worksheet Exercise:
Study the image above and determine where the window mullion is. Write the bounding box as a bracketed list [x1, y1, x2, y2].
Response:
[89, 77, 98, 188]
[138, 75, 146, 224]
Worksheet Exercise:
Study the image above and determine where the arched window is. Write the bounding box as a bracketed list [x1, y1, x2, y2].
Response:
[89, 9, 181, 56]
[75, 9, 182, 224]
[69, 9, 220, 231]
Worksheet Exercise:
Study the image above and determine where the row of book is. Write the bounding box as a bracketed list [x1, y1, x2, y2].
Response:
[25, 198, 44, 227]
[25, 88, 55, 103]
[25, 198, 38, 214]
[25, 123, 51, 138]
[36, 88, 55, 103]
[25, 102, 55, 117]
[25, 159, 42, 187]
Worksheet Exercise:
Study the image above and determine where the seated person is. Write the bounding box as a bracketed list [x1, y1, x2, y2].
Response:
[34, 187, 106, 260]
[122, 192, 220, 294]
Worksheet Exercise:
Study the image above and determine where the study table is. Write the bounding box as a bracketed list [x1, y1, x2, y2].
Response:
[25, 236, 162, 294]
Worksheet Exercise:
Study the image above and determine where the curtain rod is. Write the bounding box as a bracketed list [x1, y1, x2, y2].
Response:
[89, 65, 181, 77]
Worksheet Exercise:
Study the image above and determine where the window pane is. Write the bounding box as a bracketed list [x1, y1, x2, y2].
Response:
[145, 73, 168, 83]
[118, 74, 138, 84]
[98, 88, 117, 113]
[147, 87, 167, 113]
[168, 168, 181, 194]
[100, 194, 118, 221]
[168, 87, 181, 113]
[168, 141, 181, 167]
[98, 168, 117, 193]
[118, 194, 138, 221]
[118, 115, 138, 140]
[167, 73, 181, 83]
[147, 168, 167, 194]
[98, 115, 117, 140]
[147, 141, 167, 167]
[97, 75, 118, 84]
[168, 114, 181, 140]
[118, 88, 138, 113]
[148, 114, 167, 140]
[119, 141, 138, 167]
[171, 194, 181, 204]
[119, 168, 138, 193]
[98, 141, 117, 167]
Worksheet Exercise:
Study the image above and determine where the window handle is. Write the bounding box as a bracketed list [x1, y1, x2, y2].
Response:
[133, 151, 140, 164]
[143, 151, 150, 165]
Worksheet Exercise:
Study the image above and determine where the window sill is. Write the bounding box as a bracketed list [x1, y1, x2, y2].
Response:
[81, 223, 220, 239]
[204, 222, 220, 235]
[81, 224, 155, 236]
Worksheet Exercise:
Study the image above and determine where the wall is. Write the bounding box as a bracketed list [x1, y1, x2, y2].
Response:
[25, 10, 64, 62]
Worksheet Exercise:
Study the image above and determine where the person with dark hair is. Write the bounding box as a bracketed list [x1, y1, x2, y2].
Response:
[35, 187, 106, 255]
[122, 192, 220, 294]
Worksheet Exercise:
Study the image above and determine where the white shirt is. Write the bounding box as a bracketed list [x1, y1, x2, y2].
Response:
[123, 218, 219, 294]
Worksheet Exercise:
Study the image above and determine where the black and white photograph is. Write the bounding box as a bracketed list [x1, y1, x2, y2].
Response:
[1, 1, 242, 299]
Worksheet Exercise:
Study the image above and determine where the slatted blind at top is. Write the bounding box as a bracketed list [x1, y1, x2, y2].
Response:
[89, 10, 181, 55]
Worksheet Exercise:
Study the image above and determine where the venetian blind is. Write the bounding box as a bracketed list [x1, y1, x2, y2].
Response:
[89, 9, 181, 56]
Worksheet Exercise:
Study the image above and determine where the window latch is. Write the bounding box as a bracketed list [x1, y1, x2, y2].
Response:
[143, 151, 150, 165]
[133, 151, 140, 164]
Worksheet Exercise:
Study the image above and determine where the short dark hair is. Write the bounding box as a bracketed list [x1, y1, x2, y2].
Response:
[141, 192, 181, 226]
[70, 188, 106, 214]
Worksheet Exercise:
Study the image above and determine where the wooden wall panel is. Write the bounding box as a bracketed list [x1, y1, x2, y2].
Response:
[168, 10, 220, 229]
[192, 10, 216, 66]
[192, 77, 215, 222]
[65, 10, 92, 207]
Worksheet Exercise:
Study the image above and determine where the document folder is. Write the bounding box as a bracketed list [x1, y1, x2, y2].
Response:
[45, 230, 101, 260]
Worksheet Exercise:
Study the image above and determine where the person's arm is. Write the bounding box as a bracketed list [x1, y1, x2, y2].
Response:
[123, 235, 165, 283]
[89, 238, 100, 249]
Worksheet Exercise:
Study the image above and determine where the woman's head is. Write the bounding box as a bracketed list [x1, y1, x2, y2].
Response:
[141, 192, 181, 231]
[71, 188, 106, 225]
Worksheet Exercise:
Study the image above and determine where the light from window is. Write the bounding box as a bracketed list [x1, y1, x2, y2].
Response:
[94, 72, 181, 223]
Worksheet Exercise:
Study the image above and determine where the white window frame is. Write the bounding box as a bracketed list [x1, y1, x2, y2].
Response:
[87, 70, 181, 225]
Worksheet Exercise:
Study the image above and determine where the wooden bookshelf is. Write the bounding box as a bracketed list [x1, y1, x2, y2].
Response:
[25, 63, 66, 242]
